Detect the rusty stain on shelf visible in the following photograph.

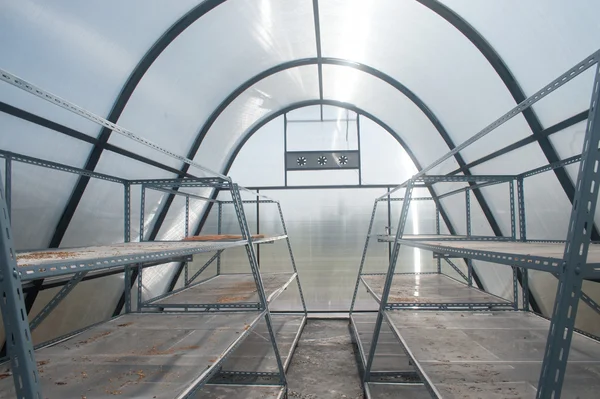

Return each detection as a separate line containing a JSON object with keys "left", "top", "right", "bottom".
{"left": 144, "top": 344, "right": 200, "bottom": 356}
{"left": 78, "top": 330, "right": 112, "bottom": 345}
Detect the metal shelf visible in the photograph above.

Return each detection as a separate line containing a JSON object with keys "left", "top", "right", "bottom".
{"left": 384, "top": 311, "right": 600, "bottom": 399}
{"left": 16, "top": 235, "right": 287, "bottom": 280}
{"left": 360, "top": 274, "right": 513, "bottom": 310}
{"left": 375, "top": 234, "right": 513, "bottom": 242}
{"left": 350, "top": 313, "right": 414, "bottom": 374}
{"left": 365, "top": 382, "right": 431, "bottom": 399}
{"left": 147, "top": 273, "right": 297, "bottom": 309}
{"left": 219, "top": 314, "right": 306, "bottom": 374}
{"left": 395, "top": 237, "right": 600, "bottom": 277}
{"left": 197, "top": 384, "right": 285, "bottom": 398}
{"left": 0, "top": 312, "right": 267, "bottom": 399}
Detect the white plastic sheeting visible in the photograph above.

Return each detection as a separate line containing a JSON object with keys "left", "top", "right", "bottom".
{"left": 0, "top": 0, "right": 598, "bottom": 336}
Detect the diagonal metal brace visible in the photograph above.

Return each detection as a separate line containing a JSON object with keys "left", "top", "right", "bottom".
{"left": 581, "top": 291, "right": 600, "bottom": 316}
{"left": 444, "top": 258, "right": 468, "bottom": 282}
{"left": 188, "top": 250, "right": 223, "bottom": 285}
{"left": 30, "top": 272, "right": 87, "bottom": 331}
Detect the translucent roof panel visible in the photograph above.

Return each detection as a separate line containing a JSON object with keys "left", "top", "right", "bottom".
{"left": 0, "top": 0, "right": 201, "bottom": 137}
{"left": 321, "top": 64, "right": 458, "bottom": 172}
{"left": 442, "top": 0, "right": 600, "bottom": 128}
{"left": 108, "top": 0, "right": 315, "bottom": 172}
{"left": 319, "top": 0, "right": 529, "bottom": 152}
{"left": 194, "top": 65, "right": 319, "bottom": 174}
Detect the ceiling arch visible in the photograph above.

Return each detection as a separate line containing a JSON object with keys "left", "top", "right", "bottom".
{"left": 51, "top": 0, "right": 585, "bottom": 250}
{"left": 165, "top": 99, "right": 491, "bottom": 295}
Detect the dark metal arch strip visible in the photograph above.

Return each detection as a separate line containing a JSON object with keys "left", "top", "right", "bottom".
{"left": 164, "top": 99, "right": 487, "bottom": 294}
{"left": 147, "top": 57, "right": 504, "bottom": 256}
{"left": 48, "top": 0, "right": 227, "bottom": 249}
{"left": 416, "top": 0, "right": 598, "bottom": 239}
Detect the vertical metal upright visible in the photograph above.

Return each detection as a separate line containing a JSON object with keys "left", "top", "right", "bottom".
{"left": 517, "top": 177, "right": 529, "bottom": 311}
{"left": 230, "top": 183, "right": 287, "bottom": 385}
{"left": 465, "top": 189, "right": 473, "bottom": 286}
{"left": 387, "top": 188, "right": 392, "bottom": 261}
{"left": 537, "top": 65, "right": 600, "bottom": 399}
{"left": 217, "top": 202, "right": 222, "bottom": 276}
{"left": 5, "top": 156, "right": 11, "bottom": 220}
{"left": 124, "top": 182, "right": 131, "bottom": 313}
{"left": 276, "top": 202, "right": 307, "bottom": 313}
{"left": 184, "top": 195, "right": 190, "bottom": 285}
{"left": 0, "top": 179, "right": 42, "bottom": 398}
{"left": 364, "top": 181, "right": 414, "bottom": 381}
{"left": 509, "top": 180, "right": 519, "bottom": 309}
{"left": 435, "top": 204, "right": 441, "bottom": 274}
{"left": 350, "top": 200, "right": 379, "bottom": 313}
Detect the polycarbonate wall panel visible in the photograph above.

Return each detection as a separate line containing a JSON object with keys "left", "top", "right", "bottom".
{"left": 0, "top": 112, "right": 93, "bottom": 164}
{"left": 194, "top": 65, "right": 319, "bottom": 174}
{"left": 321, "top": 64, "right": 455, "bottom": 171}
{"left": 359, "top": 117, "right": 418, "bottom": 185}
{"left": 8, "top": 164, "right": 80, "bottom": 250}
{"left": 287, "top": 119, "right": 358, "bottom": 151}
{"left": 287, "top": 170, "right": 358, "bottom": 186}
{"left": 249, "top": 188, "right": 382, "bottom": 311}
{"left": 29, "top": 274, "right": 124, "bottom": 345}
{"left": 442, "top": 0, "right": 600, "bottom": 128}
{"left": 227, "top": 116, "right": 285, "bottom": 187}
{"left": 0, "top": 0, "right": 200, "bottom": 137}
{"left": 319, "top": 0, "right": 526, "bottom": 151}
{"left": 108, "top": 0, "right": 315, "bottom": 172}
{"left": 549, "top": 120, "right": 587, "bottom": 160}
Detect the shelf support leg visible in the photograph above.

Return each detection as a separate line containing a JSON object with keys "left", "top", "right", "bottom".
{"left": 0, "top": 178, "right": 42, "bottom": 398}
{"left": 435, "top": 204, "right": 441, "bottom": 274}
{"left": 364, "top": 181, "right": 414, "bottom": 382}
{"left": 350, "top": 200, "right": 379, "bottom": 314}
{"left": 124, "top": 266, "right": 132, "bottom": 314}
{"left": 465, "top": 190, "right": 473, "bottom": 286}
{"left": 517, "top": 177, "right": 530, "bottom": 311}
{"left": 124, "top": 182, "right": 130, "bottom": 243}
{"left": 139, "top": 185, "right": 146, "bottom": 242}
{"left": 510, "top": 180, "right": 516, "bottom": 240}
{"left": 5, "top": 156, "right": 11, "bottom": 221}
{"left": 277, "top": 202, "right": 307, "bottom": 314}
{"left": 137, "top": 263, "right": 143, "bottom": 312}
{"left": 217, "top": 202, "right": 222, "bottom": 276}
{"left": 230, "top": 184, "right": 287, "bottom": 386}
{"left": 185, "top": 195, "right": 189, "bottom": 238}
{"left": 537, "top": 64, "right": 600, "bottom": 399}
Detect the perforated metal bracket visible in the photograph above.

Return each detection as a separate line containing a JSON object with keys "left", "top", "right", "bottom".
{"left": 0, "top": 180, "right": 42, "bottom": 398}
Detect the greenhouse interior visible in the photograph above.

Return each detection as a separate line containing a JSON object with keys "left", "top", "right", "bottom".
{"left": 1, "top": 1, "right": 600, "bottom": 398}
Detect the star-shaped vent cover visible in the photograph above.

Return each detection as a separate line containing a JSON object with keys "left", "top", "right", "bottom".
{"left": 317, "top": 156, "right": 328, "bottom": 166}
{"left": 338, "top": 155, "right": 349, "bottom": 165}
{"left": 297, "top": 156, "right": 307, "bottom": 166}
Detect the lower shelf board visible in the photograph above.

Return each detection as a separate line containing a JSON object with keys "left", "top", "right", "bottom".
{"left": 384, "top": 311, "right": 600, "bottom": 398}
{"left": 219, "top": 314, "right": 306, "bottom": 374}
{"left": 0, "top": 312, "right": 264, "bottom": 399}
{"left": 148, "top": 273, "right": 296, "bottom": 308}
{"left": 351, "top": 313, "right": 414, "bottom": 374}
{"left": 197, "top": 384, "right": 285, "bottom": 399}
{"left": 365, "top": 382, "right": 431, "bottom": 399}
{"left": 361, "top": 273, "right": 511, "bottom": 308}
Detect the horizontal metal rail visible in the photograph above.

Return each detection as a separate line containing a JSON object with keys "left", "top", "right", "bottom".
{"left": 383, "top": 50, "right": 600, "bottom": 198}
{"left": 0, "top": 149, "right": 126, "bottom": 184}
{"left": 145, "top": 185, "right": 219, "bottom": 203}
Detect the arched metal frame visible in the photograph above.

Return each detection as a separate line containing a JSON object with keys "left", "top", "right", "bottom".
{"left": 165, "top": 99, "right": 488, "bottom": 295}
{"left": 26, "top": 0, "right": 565, "bottom": 313}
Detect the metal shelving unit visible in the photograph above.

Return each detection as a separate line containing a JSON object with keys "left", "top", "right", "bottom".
{"left": 0, "top": 70, "right": 306, "bottom": 398}
{"left": 351, "top": 49, "right": 600, "bottom": 399}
